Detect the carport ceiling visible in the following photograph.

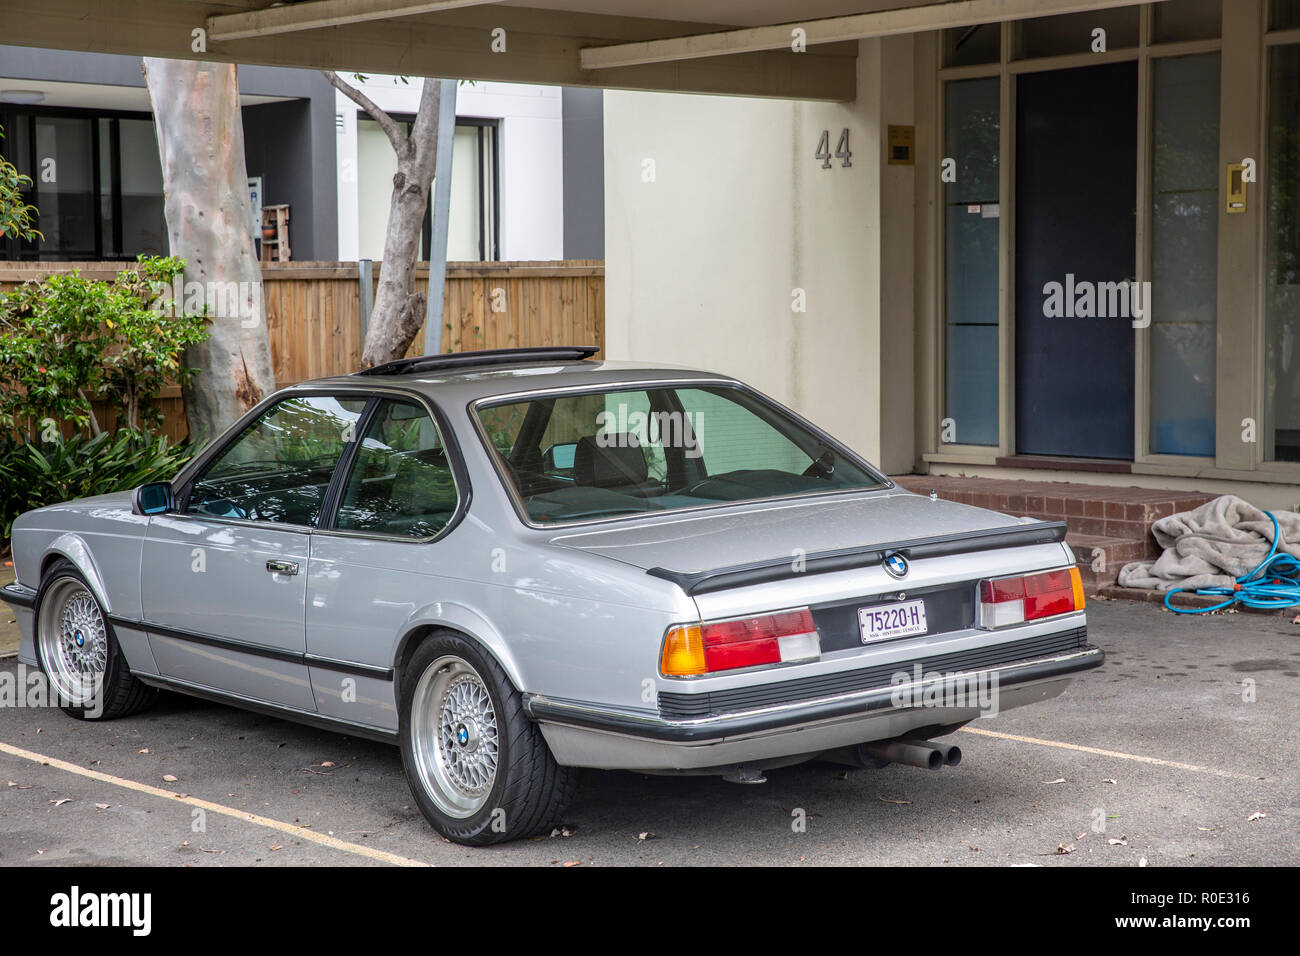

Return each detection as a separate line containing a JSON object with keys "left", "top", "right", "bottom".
{"left": 2, "top": 0, "right": 1158, "bottom": 101}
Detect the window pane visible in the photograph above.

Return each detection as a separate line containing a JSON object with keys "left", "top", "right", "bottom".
{"left": 943, "top": 23, "right": 999, "bottom": 67}
{"left": 357, "top": 115, "right": 495, "bottom": 262}
{"left": 356, "top": 118, "right": 399, "bottom": 261}
{"left": 447, "top": 124, "right": 483, "bottom": 261}
{"left": 478, "top": 386, "right": 886, "bottom": 525}
{"left": 1266, "top": 45, "right": 1300, "bottom": 460}
{"left": 944, "top": 77, "right": 1000, "bottom": 446}
{"left": 1017, "top": 8, "right": 1139, "bottom": 59}
{"left": 98, "top": 118, "right": 116, "bottom": 258}
{"left": 0, "top": 117, "right": 36, "bottom": 258}
{"left": 1150, "top": 54, "right": 1219, "bottom": 456}
{"left": 188, "top": 396, "right": 369, "bottom": 525}
{"left": 117, "top": 118, "right": 167, "bottom": 256}
{"left": 336, "top": 400, "right": 458, "bottom": 538}
{"left": 1154, "top": 0, "right": 1221, "bottom": 42}
{"left": 1272, "top": 0, "right": 1300, "bottom": 31}
{"left": 34, "top": 116, "right": 97, "bottom": 259}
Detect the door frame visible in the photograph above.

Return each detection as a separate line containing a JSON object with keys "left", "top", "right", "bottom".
{"left": 923, "top": 8, "right": 1227, "bottom": 471}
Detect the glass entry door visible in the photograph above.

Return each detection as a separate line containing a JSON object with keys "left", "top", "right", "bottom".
{"left": 1014, "top": 62, "right": 1138, "bottom": 459}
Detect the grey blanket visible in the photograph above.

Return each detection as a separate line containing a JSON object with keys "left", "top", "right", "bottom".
{"left": 1118, "top": 495, "right": 1300, "bottom": 592}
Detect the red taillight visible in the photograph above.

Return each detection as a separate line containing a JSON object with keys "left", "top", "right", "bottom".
{"left": 661, "top": 608, "right": 820, "bottom": 676}
{"left": 979, "top": 567, "right": 1084, "bottom": 628}
{"left": 1024, "top": 569, "right": 1076, "bottom": 620}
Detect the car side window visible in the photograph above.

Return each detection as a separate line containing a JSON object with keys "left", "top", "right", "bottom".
{"left": 334, "top": 400, "right": 459, "bottom": 539}
{"left": 186, "top": 395, "right": 369, "bottom": 526}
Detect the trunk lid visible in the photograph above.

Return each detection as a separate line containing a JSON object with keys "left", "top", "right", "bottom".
{"left": 548, "top": 489, "right": 1029, "bottom": 578}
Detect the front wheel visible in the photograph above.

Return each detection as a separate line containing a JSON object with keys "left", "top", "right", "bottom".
{"left": 35, "top": 560, "right": 157, "bottom": 720}
{"left": 399, "top": 634, "right": 578, "bottom": 845}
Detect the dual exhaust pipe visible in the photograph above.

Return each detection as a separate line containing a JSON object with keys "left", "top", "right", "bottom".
{"left": 864, "top": 739, "right": 962, "bottom": 770}
{"left": 828, "top": 738, "right": 962, "bottom": 771}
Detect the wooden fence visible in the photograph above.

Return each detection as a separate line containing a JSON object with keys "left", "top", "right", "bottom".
{"left": 0, "top": 260, "right": 605, "bottom": 442}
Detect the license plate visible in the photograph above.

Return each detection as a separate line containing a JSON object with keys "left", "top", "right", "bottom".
{"left": 858, "top": 599, "right": 928, "bottom": 644}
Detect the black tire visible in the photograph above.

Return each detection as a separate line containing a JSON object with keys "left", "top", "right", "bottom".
{"left": 34, "top": 559, "right": 157, "bottom": 721}
{"left": 399, "top": 632, "right": 578, "bottom": 845}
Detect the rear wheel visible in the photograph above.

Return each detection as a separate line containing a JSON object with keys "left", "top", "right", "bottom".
{"left": 399, "top": 633, "right": 578, "bottom": 845}
{"left": 35, "top": 560, "right": 157, "bottom": 720}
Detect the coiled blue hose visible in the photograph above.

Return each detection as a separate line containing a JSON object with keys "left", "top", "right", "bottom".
{"left": 1165, "top": 510, "right": 1300, "bottom": 614}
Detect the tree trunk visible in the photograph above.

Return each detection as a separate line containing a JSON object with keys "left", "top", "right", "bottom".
{"left": 143, "top": 58, "right": 274, "bottom": 444}
{"left": 324, "top": 72, "right": 442, "bottom": 369}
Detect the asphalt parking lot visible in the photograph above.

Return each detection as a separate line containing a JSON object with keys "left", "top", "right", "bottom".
{"left": 1, "top": 598, "right": 1296, "bottom": 867}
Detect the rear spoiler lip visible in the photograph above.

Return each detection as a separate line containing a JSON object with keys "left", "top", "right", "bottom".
{"left": 645, "top": 520, "right": 1069, "bottom": 595}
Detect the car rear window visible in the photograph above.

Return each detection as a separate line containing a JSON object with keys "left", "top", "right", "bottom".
{"left": 475, "top": 385, "right": 887, "bottom": 524}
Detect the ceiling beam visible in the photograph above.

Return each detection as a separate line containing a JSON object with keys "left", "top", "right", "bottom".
{"left": 580, "top": 0, "right": 1164, "bottom": 70}
{"left": 208, "top": 0, "right": 498, "bottom": 43}
{"left": 2, "top": 0, "right": 856, "bottom": 101}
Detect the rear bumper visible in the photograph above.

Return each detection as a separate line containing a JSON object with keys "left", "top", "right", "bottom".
{"left": 527, "top": 642, "right": 1103, "bottom": 771}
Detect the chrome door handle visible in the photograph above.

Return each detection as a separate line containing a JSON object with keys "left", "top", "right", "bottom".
{"left": 266, "top": 560, "right": 299, "bottom": 575}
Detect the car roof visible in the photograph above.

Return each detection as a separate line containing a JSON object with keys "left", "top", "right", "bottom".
{"left": 293, "top": 351, "right": 739, "bottom": 405}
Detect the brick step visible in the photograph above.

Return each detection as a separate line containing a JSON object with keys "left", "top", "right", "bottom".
{"left": 893, "top": 475, "right": 1215, "bottom": 560}
{"left": 1066, "top": 532, "right": 1150, "bottom": 593}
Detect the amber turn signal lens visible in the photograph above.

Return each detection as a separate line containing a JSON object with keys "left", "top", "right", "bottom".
{"left": 1069, "top": 566, "right": 1086, "bottom": 612}
{"left": 660, "top": 624, "right": 707, "bottom": 676}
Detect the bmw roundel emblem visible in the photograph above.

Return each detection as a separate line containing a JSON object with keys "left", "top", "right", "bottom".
{"left": 883, "top": 552, "right": 909, "bottom": 579}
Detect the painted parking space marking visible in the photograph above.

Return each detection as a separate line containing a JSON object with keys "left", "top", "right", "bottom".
{"left": 0, "top": 740, "right": 431, "bottom": 867}
{"left": 959, "top": 727, "right": 1262, "bottom": 781}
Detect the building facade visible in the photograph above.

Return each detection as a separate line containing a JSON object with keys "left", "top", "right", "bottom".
{"left": 0, "top": 48, "right": 604, "bottom": 264}
{"left": 603, "top": 0, "right": 1300, "bottom": 509}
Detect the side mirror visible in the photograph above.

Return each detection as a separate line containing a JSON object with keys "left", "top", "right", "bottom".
{"left": 543, "top": 442, "right": 578, "bottom": 472}
{"left": 133, "top": 482, "right": 176, "bottom": 516}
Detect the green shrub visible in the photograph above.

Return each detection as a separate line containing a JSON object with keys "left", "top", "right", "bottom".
{"left": 0, "top": 432, "right": 193, "bottom": 538}
{"left": 0, "top": 255, "right": 209, "bottom": 437}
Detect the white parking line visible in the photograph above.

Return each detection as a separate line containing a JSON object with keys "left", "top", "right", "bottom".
{"left": 0, "top": 740, "right": 431, "bottom": 866}
{"left": 959, "top": 727, "right": 1262, "bottom": 781}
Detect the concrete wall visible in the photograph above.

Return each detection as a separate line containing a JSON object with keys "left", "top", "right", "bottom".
{"left": 603, "top": 37, "right": 915, "bottom": 471}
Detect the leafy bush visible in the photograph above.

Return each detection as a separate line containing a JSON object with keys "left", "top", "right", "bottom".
{"left": 0, "top": 432, "right": 193, "bottom": 538}
{"left": 0, "top": 256, "right": 210, "bottom": 543}
{"left": 0, "top": 255, "right": 209, "bottom": 437}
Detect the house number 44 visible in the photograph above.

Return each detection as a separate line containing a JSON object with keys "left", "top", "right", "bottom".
{"left": 816, "top": 128, "right": 852, "bottom": 169}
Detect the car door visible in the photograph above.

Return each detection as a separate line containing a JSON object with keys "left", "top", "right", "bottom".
{"left": 140, "top": 393, "right": 370, "bottom": 710}
{"left": 305, "top": 397, "right": 466, "bottom": 730}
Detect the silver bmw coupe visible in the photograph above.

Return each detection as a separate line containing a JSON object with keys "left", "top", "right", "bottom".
{"left": 1, "top": 347, "right": 1101, "bottom": 844}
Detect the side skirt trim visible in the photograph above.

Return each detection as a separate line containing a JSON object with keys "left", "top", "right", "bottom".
{"left": 137, "top": 673, "right": 399, "bottom": 744}
{"left": 107, "top": 615, "right": 395, "bottom": 681}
